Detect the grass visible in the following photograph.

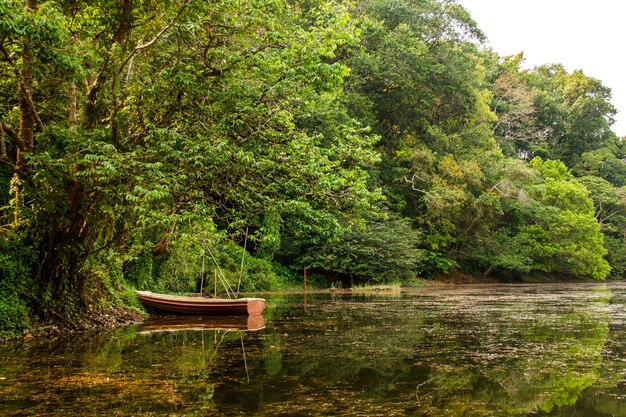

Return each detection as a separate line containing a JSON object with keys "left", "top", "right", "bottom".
{"left": 350, "top": 283, "right": 403, "bottom": 294}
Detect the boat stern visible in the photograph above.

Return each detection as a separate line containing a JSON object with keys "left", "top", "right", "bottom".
{"left": 246, "top": 298, "right": 266, "bottom": 315}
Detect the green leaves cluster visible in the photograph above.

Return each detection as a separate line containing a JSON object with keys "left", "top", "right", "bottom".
{"left": 480, "top": 159, "right": 609, "bottom": 279}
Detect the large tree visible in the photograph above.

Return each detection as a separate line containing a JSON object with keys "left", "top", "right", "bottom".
{"left": 0, "top": 0, "right": 381, "bottom": 324}
{"left": 528, "top": 64, "right": 616, "bottom": 166}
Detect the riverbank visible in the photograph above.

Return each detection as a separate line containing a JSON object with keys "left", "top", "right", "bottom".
{"left": 2, "top": 271, "right": 612, "bottom": 342}
{"left": 1, "top": 305, "right": 144, "bottom": 343}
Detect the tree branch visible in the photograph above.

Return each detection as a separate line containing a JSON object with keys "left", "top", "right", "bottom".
{"left": 404, "top": 172, "right": 431, "bottom": 195}
{"left": 0, "top": 124, "right": 19, "bottom": 172}
{"left": 599, "top": 208, "right": 624, "bottom": 224}
{"left": 0, "top": 125, "right": 5, "bottom": 160}
{"left": 118, "top": 0, "right": 192, "bottom": 74}
{"left": 488, "top": 179, "right": 515, "bottom": 198}
{"left": 0, "top": 154, "right": 17, "bottom": 171}
{"left": 0, "top": 121, "right": 22, "bottom": 150}
{"left": 0, "top": 43, "right": 44, "bottom": 133}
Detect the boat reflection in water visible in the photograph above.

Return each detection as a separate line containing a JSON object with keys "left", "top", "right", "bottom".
{"left": 138, "top": 315, "right": 266, "bottom": 334}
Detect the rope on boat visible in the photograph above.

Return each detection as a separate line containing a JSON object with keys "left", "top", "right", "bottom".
{"left": 206, "top": 246, "right": 235, "bottom": 299}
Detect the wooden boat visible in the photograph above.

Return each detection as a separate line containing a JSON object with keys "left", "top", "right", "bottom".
{"left": 135, "top": 291, "right": 265, "bottom": 316}
{"left": 138, "top": 315, "right": 265, "bottom": 334}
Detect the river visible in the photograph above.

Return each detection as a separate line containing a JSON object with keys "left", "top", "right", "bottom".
{"left": 1, "top": 283, "right": 626, "bottom": 416}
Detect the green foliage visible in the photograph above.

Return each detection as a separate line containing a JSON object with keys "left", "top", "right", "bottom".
{"left": 417, "top": 251, "right": 458, "bottom": 277}
{"left": 152, "top": 237, "right": 291, "bottom": 294}
{"left": 0, "top": 0, "right": 623, "bottom": 332}
{"left": 292, "top": 216, "right": 423, "bottom": 284}
{"left": 125, "top": 217, "right": 298, "bottom": 295}
{"left": 124, "top": 248, "right": 154, "bottom": 291}
{"left": 527, "top": 65, "right": 616, "bottom": 166}
{"left": 576, "top": 175, "right": 626, "bottom": 279}
{"left": 603, "top": 236, "right": 626, "bottom": 279}
{"left": 346, "top": 0, "right": 488, "bottom": 150}
{"left": 0, "top": 0, "right": 385, "bottom": 328}
{"left": 0, "top": 234, "right": 31, "bottom": 335}
{"left": 485, "top": 159, "right": 610, "bottom": 280}
{"left": 487, "top": 56, "right": 618, "bottom": 168}
{"left": 574, "top": 146, "right": 626, "bottom": 187}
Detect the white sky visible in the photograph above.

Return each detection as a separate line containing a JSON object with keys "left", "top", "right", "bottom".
{"left": 457, "top": 0, "right": 626, "bottom": 137}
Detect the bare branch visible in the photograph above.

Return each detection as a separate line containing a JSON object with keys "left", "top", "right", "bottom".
{"left": 69, "top": 81, "right": 77, "bottom": 126}
{"left": 599, "top": 209, "right": 624, "bottom": 224}
{"left": 488, "top": 179, "right": 517, "bottom": 198}
{"left": 404, "top": 172, "right": 431, "bottom": 195}
{"left": 134, "top": 23, "right": 171, "bottom": 52}
{"left": 119, "top": 0, "right": 192, "bottom": 74}
{"left": 0, "top": 121, "right": 21, "bottom": 149}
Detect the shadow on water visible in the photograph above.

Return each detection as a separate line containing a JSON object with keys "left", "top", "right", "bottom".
{"left": 1, "top": 283, "right": 626, "bottom": 416}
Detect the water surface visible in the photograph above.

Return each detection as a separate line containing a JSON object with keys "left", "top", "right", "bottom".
{"left": 2, "top": 283, "right": 626, "bottom": 416}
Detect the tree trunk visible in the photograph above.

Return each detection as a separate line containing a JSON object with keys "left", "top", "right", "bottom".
{"left": 483, "top": 266, "right": 494, "bottom": 278}
{"left": 114, "top": 0, "right": 133, "bottom": 43}
{"left": 18, "top": 19, "right": 35, "bottom": 154}
{"left": 14, "top": 0, "right": 38, "bottom": 226}
{"left": 83, "top": 0, "right": 133, "bottom": 130}
{"left": 69, "top": 81, "right": 77, "bottom": 126}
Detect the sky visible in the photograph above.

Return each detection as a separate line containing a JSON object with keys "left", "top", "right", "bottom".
{"left": 457, "top": 0, "right": 626, "bottom": 137}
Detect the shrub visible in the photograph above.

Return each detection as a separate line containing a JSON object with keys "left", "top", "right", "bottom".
{"left": 0, "top": 235, "right": 31, "bottom": 335}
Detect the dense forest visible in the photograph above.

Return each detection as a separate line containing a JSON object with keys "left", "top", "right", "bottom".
{"left": 1, "top": 0, "right": 624, "bottom": 333}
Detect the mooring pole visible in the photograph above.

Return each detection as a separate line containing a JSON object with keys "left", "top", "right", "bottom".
{"left": 303, "top": 267, "right": 307, "bottom": 311}
{"left": 200, "top": 251, "right": 205, "bottom": 296}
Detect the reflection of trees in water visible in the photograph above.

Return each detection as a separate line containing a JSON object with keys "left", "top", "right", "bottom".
{"left": 409, "top": 312, "right": 608, "bottom": 416}
{"left": 0, "top": 325, "right": 258, "bottom": 416}
{"left": 538, "top": 288, "right": 626, "bottom": 416}
{"left": 410, "top": 293, "right": 612, "bottom": 416}
{"left": 222, "top": 288, "right": 616, "bottom": 416}
{"left": 1, "top": 287, "right": 626, "bottom": 417}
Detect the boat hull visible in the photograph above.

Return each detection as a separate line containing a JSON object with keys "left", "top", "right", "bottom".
{"left": 135, "top": 291, "right": 265, "bottom": 316}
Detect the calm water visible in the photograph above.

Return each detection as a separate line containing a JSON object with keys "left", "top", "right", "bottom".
{"left": 2, "top": 283, "right": 626, "bottom": 416}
